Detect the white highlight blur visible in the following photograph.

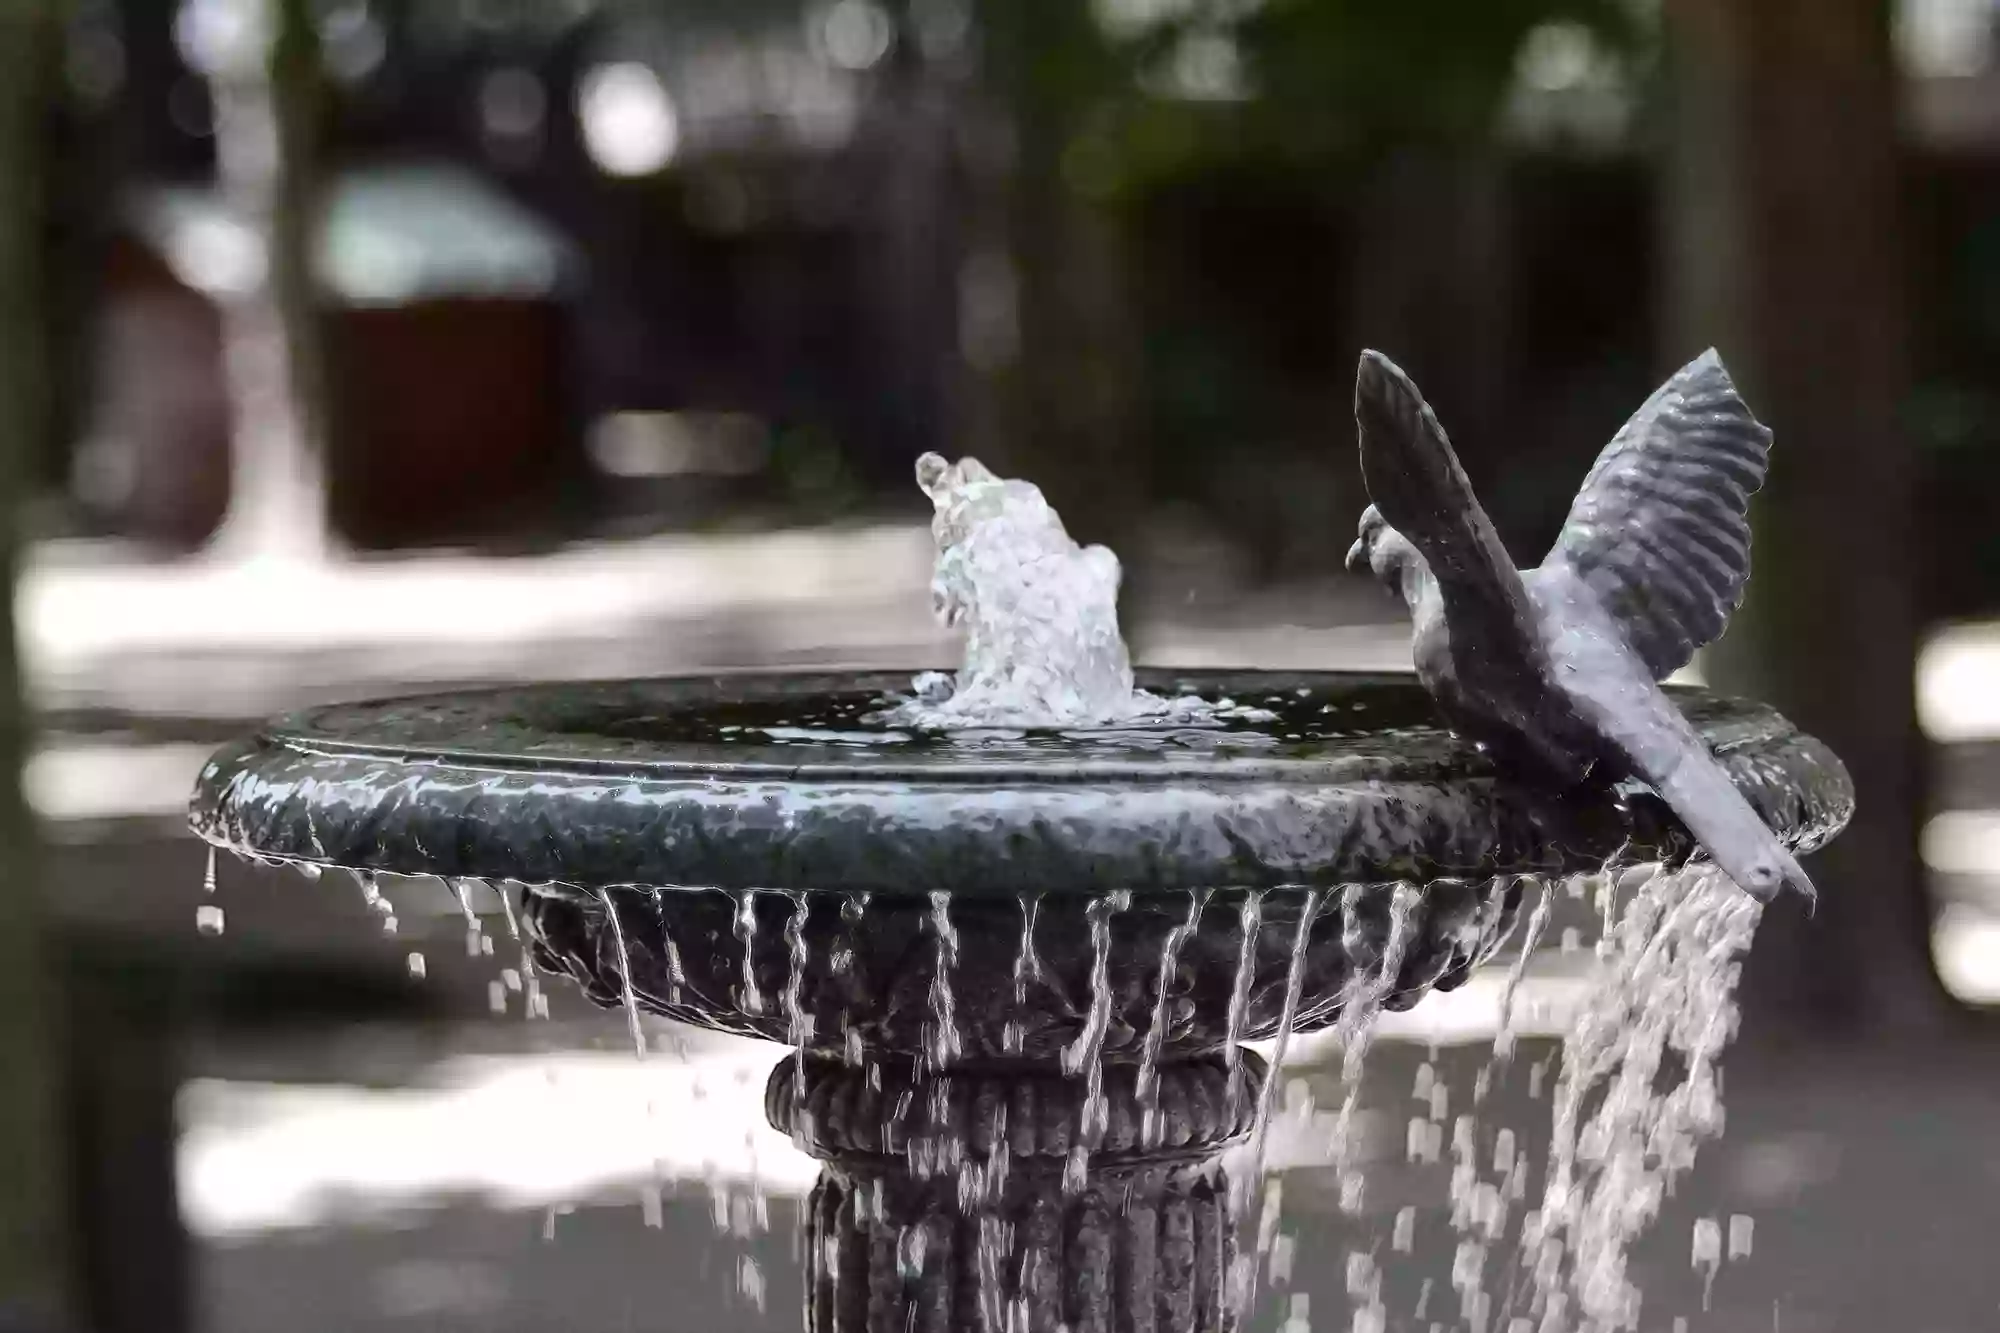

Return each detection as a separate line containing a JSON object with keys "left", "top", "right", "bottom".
{"left": 1920, "top": 621, "right": 2000, "bottom": 741}
{"left": 1933, "top": 902, "right": 2000, "bottom": 1003}
{"left": 178, "top": 1043, "right": 816, "bottom": 1238}
{"left": 578, "top": 63, "right": 680, "bottom": 176}
{"left": 26, "top": 742, "right": 217, "bottom": 822}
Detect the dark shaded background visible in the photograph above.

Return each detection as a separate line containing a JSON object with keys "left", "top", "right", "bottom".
{"left": 1, "top": 0, "right": 1998, "bottom": 1329}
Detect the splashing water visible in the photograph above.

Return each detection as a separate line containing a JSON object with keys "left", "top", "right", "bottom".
{"left": 1522, "top": 862, "right": 1760, "bottom": 1330}
{"left": 882, "top": 454, "right": 1267, "bottom": 728}
{"left": 887, "top": 453, "right": 1134, "bottom": 726}
{"left": 1327, "top": 882, "right": 1422, "bottom": 1207}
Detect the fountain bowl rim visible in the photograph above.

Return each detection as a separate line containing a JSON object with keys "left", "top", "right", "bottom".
{"left": 187, "top": 667, "right": 1854, "bottom": 895}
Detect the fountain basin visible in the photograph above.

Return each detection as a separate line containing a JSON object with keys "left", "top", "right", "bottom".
{"left": 188, "top": 669, "right": 1850, "bottom": 1060}
{"left": 187, "top": 666, "right": 1852, "bottom": 1332}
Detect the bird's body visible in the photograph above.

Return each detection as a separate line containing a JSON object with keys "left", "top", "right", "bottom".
{"left": 1347, "top": 348, "right": 1813, "bottom": 904}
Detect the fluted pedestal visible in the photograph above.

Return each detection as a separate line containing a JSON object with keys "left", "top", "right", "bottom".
{"left": 768, "top": 1052, "right": 1266, "bottom": 1333}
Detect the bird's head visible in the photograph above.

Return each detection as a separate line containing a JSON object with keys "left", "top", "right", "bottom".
{"left": 1346, "top": 504, "right": 1422, "bottom": 602}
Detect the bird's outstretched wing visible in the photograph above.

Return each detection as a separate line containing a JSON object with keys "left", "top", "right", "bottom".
{"left": 1541, "top": 349, "right": 1772, "bottom": 681}
{"left": 1354, "top": 350, "right": 1538, "bottom": 661}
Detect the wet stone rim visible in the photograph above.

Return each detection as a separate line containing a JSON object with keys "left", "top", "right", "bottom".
{"left": 187, "top": 670, "right": 1853, "bottom": 895}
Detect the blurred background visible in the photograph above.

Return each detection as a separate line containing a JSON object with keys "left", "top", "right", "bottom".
{"left": 1, "top": 0, "right": 1998, "bottom": 1329}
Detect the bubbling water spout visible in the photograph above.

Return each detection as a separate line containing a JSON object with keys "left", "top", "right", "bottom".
{"left": 898, "top": 453, "right": 1134, "bottom": 726}
{"left": 882, "top": 454, "right": 1267, "bottom": 729}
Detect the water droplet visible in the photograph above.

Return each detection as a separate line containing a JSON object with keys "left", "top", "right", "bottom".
{"left": 406, "top": 952, "right": 426, "bottom": 981}
{"left": 1727, "top": 1213, "right": 1754, "bottom": 1260}
{"left": 600, "top": 888, "right": 647, "bottom": 1060}
{"left": 195, "top": 904, "right": 225, "bottom": 936}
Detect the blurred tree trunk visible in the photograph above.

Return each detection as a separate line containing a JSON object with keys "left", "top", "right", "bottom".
{"left": 0, "top": 1, "right": 72, "bottom": 1327}
{"left": 203, "top": 0, "right": 331, "bottom": 560}
{"left": 1343, "top": 148, "right": 1511, "bottom": 452}
{"left": 1663, "top": 0, "right": 1956, "bottom": 1035}
{"left": 976, "top": 0, "right": 1147, "bottom": 579}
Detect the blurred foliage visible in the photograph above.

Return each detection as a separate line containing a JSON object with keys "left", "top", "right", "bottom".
{"left": 1052, "top": 0, "right": 1650, "bottom": 201}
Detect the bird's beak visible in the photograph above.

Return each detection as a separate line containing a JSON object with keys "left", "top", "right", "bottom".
{"left": 1345, "top": 535, "right": 1369, "bottom": 575}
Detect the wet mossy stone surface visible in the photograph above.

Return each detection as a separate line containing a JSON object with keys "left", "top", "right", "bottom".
{"left": 189, "top": 669, "right": 1852, "bottom": 895}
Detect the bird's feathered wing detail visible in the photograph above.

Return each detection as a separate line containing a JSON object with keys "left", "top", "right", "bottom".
{"left": 1355, "top": 350, "right": 1538, "bottom": 663}
{"left": 1541, "top": 349, "right": 1771, "bottom": 681}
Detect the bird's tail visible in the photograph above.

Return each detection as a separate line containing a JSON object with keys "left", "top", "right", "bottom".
{"left": 1654, "top": 754, "right": 1815, "bottom": 907}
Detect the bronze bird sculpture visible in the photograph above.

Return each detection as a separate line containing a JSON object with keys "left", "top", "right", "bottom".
{"left": 1346, "top": 348, "right": 1813, "bottom": 904}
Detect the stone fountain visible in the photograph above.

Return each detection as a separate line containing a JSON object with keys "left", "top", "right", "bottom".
{"left": 187, "top": 354, "right": 1852, "bottom": 1332}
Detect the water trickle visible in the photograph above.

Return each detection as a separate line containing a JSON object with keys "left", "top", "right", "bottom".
{"left": 350, "top": 869, "right": 397, "bottom": 935}
{"left": 1138, "top": 888, "right": 1209, "bottom": 1146}
{"left": 736, "top": 1255, "right": 766, "bottom": 1314}
{"left": 448, "top": 876, "right": 484, "bottom": 958}
{"left": 523, "top": 948, "right": 548, "bottom": 1020}
{"left": 782, "top": 892, "right": 815, "bottom": 1118}
{"left": 1691, "top": 1216, "right": 1723, "bottom": 1307}
{"left": 1727, "top": 1213, "right": 1754, "bottom": 1263}
{"left": 1061, "top": 888, "right": 1129, "bottom": 1193}
{"left": 925, "top": 890, "right": 962, "bottom": 1071}
{"left": 734, "top": 891, "right": 765, "bottom": 1016}
{"left": 1223, "top": 888, "right": 1267, "bottom": 1122}
{"left": 834, "top": 893, "right": 868, "bottom": 1063}
{"left": 1493, "top": 878, "right": 1555, "bottom": 1068}
{"left": 1393, "top": 1206, "right": 1417, "bottom": 1253}
{"left": 195, "top": 904, "right": 225, "bottom": 936}
{"left": 495, "top": 880, "right": 522, "bottom": 942}
{"left": 202, "top": 845, "right": 218, "bottom": 895}
{"left": 649, "top": 887, "right": 687, "bottom": 1008}
{"left": 1242, "top": 889, "right": 1325, "bottom": 1213}
{"left": 599, "top": 888, "right": 647, "bottom": 1060}
{"left": 1005, "top": 893, "right": 1047, "bottom": 1057}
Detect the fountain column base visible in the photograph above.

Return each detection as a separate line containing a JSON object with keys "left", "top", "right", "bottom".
{"left": 768, "top": 1053, "right": 1266, "bottom": 1333}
